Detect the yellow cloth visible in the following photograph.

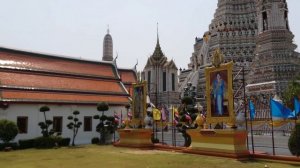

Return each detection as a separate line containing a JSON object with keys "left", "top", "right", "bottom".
{"left": 153, "top": 108, "right": 161, "bottom": 121}
{"left": 172, "top": 107, "right": 178, "bottom": 118}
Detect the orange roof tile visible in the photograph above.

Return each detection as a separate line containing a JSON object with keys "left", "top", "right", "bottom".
{"left": 2, "top": 90, "right": 129, "bottom": 105}
{"left": 0, "top": 71, "right": 124, "bottom": 93}
{"left": 0, "top": 47, "right": 130, "bottom": 105}
{"left": 118, "top": 69, "right": 137, "bottom": 84}
{"left": 0, "top": 48, "right": 117, "bottom": 78}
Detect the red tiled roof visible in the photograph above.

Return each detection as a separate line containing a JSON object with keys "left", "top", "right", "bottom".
{"left": 118, "top": 69, "right": 137, "bottom": 84}
{"left": 0, "top": 71, "right": 124, "bottom": 93}
{"left": 0, "top": 48, "right": 117, "bottom": 78}
{"left": 0, "top": 47, "right": 130, "bottom": 105}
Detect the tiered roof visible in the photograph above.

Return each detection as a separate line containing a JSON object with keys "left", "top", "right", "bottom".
{"left": 0, "top": 47, "right": 130, "bottom": 105}
{"left": 144, "top": 39, "right": 177, "bottom": 70}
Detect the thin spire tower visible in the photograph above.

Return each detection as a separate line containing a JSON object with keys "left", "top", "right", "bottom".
{"left": 102, "top": 25, "right": 113, "bottom": 61}
{"left": 156, "top": 22, "right": 159, "bottom": 44}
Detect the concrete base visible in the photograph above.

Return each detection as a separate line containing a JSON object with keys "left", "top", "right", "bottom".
{"left": 114, "top": 129, "right": 153, "bottom": 149}
{"left": 184, "top": 129, "right": 250, "bottom": 158}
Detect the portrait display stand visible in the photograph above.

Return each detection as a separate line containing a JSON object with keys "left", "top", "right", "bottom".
{"left": 186, "top": 49, "right": 249, "bottom": 158}
{"left": 205, "top": 61, "right": 235, "bottom": 125}
{"left": 114, "top": 81, "right": 153, "bottom": 148}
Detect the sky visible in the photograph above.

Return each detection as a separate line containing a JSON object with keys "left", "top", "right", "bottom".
{"left": 0, "top": 0, "right": 299, "bottom": 71}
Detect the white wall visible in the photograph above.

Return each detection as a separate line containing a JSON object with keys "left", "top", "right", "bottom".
{"left": 0, "top": 103, "right": 125, "bottom": 144}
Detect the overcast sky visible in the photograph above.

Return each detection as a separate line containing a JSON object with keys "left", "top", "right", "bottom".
{"left": 0, "top": 0, "right": 299, "bottom": 71}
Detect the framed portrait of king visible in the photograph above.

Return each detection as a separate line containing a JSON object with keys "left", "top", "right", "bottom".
{"left": 205, "top": 62, "right": 235, "bottom": 124}
{"left": 132, "top": 82, "right": 147, "bottom": 123}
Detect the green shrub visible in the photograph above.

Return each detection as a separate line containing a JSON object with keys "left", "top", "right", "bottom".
{"left": 19, "top": 137, "right": 70, "bottom": 149}
{"left": 91, "top": 137, "right": 100, "bottom": 144}
{"left": 0, "top": 119, "right": 18, "bottom": 144}
{"left": 19, "top": 139, "right": 36, "bottom": 149}
{"left": 0, "top": 142, "right": 18, "bottom": 150}
{"left": 97, "top": 102, "right": 109, "bottom": 112}
{"left": 94, "top": 102, "right": 116, "bottom": 145}
{"left": 288, "top": 122, "right": 300, "bottom": 156}
{"left": 58, "top": 138, "right": 70, "bottom": 146}
{"left": 38, "top": 106, "right": 53, "bottom": 137}
{"left": 35, "top": 136, "right": 56, "bottom": 149}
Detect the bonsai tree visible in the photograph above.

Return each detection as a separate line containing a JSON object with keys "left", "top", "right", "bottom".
{"left": 67, "top": 110, "right": 82, "bottom": 146}
{"left": 288, "top": 121, "right": 300, "bottom": 156}
{"left": 0, "top": 119, "right": 18, "bottom": 144}
{"left": 94, "top": 102, "right": 109, "bottom": 144}
{"left": 38, "top": 105, "right": 54, "bottom": 137}
{"left": 175, "top": 96, "right": 198, "bottom": 147}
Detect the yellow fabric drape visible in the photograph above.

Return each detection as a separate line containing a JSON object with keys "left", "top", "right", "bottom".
{"left": 153, "top": 108, "right": 161, "bottom": 121}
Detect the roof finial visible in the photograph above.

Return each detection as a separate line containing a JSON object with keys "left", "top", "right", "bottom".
{"left": 156, "top": 22, "right": 159, "bottom": 44}
{"left": 114, "top": 51, "right": 118, "bottom": 61}
{"left": 113, "top": 51, "right": 118, "bottom": 66}
{"left": 107, "top": 24, "right": 110, "bottom": 34}
{"left": 134, "top": 59, "right": 138, "bottom": 70}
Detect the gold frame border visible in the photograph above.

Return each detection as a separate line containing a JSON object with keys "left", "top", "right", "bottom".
{"left": 132, "top": 81, "right": 147, "bottom": 125}
{"left": 205, "top": 62, "right": 235, "bottom": 124}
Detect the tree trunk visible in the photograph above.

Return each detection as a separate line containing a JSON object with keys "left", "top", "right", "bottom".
{"left": 43, "top": 112, "right": 49, "bottom": 137}
{"left": 72, "top": 126, "right": 76, "bottom": 146}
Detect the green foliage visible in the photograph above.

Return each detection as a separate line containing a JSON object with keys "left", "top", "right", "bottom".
{"left": 181, "top": 96, "right": 193, "bottom": 105}
{"left": 0, "top": 142, "right": 18, "bottom": 150}
{"left": 39, "top": 106, "right": 50, "bottom": 112}
{"left": 19, "top": 137, "right": 69, "bottom": 149}
{"left": 38, "top": 106, "right": 53, "bottom": 137}
{"left": 100, "top": 115, "right": 107, "bottom": 121}
{"left": 73, "top": 110, "right": 80, "bottom": 115}
{"left": 58, "top": 138, "right": 70, "bottom": 147}
{"left": 288, "top": 122, "right": 300, "bottom": 156}
{"left": 93, "top": 102, "right": 118, "bottom": 144}
{"left": 0, "top": 119, "right": 18, "bottom": 144}
{"left": 46, "top": 120, "right": 53, "bottom": 125}
{"left": 67, "top": 110, "right": 82, "bottom": 146}
{"left": 176, "top": 96, "right": 199, "bottom": 148}
{"left": 18, "top": 139, "right": 36, "bottom": 149}
{"left": 91, "top": 137, "right": 100, "bottom": 144}
{"left": 35, "top": 136, "right": 56, "bottom": 149}
{"left": 125, "top": 104, "right": 131, "bottom": 109}
{"left": 283, "top": 77, "right": 300, "bottom": 109}
{"left": 97, "top": 102, "right": 109, "bottom": 112}
{"left": 93, "top": 115, "right": 100, "bottom": 119}
{"left": 179, "top": 115, "right": 186, "bottom": 122}
{"left": 107, "top": 116, "right": 115, "bottom": 122}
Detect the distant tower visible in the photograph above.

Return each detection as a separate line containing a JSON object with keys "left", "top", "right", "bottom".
{"left": 247, "top": 0, "right": 300, "bottom": 96}
{"left": 102, "top": 27, "right": 113, "bottom": 61}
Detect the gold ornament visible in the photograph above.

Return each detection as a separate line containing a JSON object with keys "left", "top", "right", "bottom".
{"left": 212, "top": 48, "right": 224, "bottom": 67}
